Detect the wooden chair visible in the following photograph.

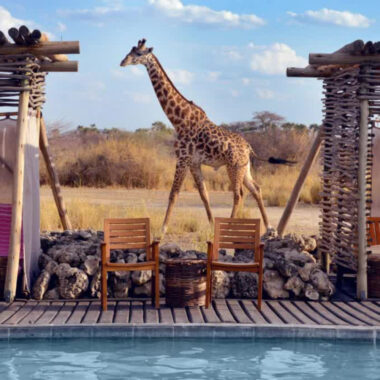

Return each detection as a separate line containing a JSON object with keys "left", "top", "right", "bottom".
{"left": 206, "top": 217, "right": 264, "bottom": 310}
{"left": 101, "top": 218, "right": 160, "bottom": 311}
{"left": 367, "top": 217, "right": 380, "bottom": 246}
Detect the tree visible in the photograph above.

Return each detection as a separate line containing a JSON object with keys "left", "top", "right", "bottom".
{"left": 252, "top": 111, "right": 285, "bottom": 131}
{"left": 151, "top": 121, "right": 172, "bottom": 134}
{"left": 281, "top": 122, "right": 308, "bottom": 133}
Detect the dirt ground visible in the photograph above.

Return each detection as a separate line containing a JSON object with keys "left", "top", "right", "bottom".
{"left": 41, "top": 187, "right": 320, "bottom": 249}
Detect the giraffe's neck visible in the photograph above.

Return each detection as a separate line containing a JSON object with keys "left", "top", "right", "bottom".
{"left": 145, "top": 55, "right": 208, "bottom": 131}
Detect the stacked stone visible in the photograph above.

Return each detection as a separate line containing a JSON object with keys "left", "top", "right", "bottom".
{"left": 33, "top": 230, "right": 334, "bottom": 301}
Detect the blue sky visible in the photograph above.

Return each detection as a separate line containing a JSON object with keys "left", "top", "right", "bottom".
{"left": 0, "top": 0, "right": 379, "bottom": 130}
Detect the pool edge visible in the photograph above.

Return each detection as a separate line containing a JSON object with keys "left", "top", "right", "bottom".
{"left": 0, "top": 324, "right": 378, "bottom": 341}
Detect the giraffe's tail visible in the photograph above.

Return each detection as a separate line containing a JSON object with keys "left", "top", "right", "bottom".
{"left": 250, "top": 147, "right": 297, "bottom": 166}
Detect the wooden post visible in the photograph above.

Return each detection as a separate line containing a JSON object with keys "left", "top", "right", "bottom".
{"left": 277, "top": 128, "right": 323, "bottom": 236}
{"left": 39, "top": 117, "right": 72, "bottom": 230}
{"left": 4, "top": 81, "right": 30, "bottom": 302}
{"left": 357, "top": 98, "right": 369, "bottom": 300}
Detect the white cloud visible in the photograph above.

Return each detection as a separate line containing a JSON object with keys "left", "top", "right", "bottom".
{"left": 207, "top": 71, "right": 221, "bottom": 82}
{"left": 167, "top": 69, "right": 194, "bottom": 85}
{"left": 230, "top": 89, "right": 239, "bottom": 97}
{"left": 221, "top": 47, "right": 242, "bottom": 61}
{"left": 0, "top": 6, "right": 55, "bottom": 40}
{"left": 130, "top": 66, "right": 145, "bottom": 76}
{"left": 127, "top": 92, "right": 152, "bottom": 104}
{"left": 256, "top": 88, "right": 274, "bottom": 99}
{"left": 148, "top": 0, "right": 265, "bottom": 29}
{"left": 288, "top": 8, "right": 372, "bottom": 28}
{"left": 242, "top": 78, "right": 252, "bottom": 86}
{"left": 0, "top": 6, "right": 30, "bottom": 31}
{"left": 250, "top": 43, "right": 307, "bottom": 75}
{"left": 57, "top": 22, "right": 67, "bottom": 32}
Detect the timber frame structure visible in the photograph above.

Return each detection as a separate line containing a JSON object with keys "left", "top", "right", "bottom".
{"left": 0, "top": 26, "right": 79, "bottom": 302}
{"left": 279, "top": 40, "right": 380, "bottom": 300}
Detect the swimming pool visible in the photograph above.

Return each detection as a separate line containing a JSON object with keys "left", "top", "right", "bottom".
{"left": 0, "top": 338, "right": 378, "bottom": 379}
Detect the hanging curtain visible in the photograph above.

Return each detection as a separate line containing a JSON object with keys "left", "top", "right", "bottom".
{"left": 0, "top": 111, "right": 40, "bottom": 293}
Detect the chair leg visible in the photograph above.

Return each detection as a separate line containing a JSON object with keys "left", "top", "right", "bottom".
{"left": 101, "top": 266, "right": 108, "bottom": 311}
{"left": 155, "top": 266, "right": 160, "bottom": 309}
{"left": 206, "top": 264, "right": 212, "bottom": 308}
{"left": 151, "top": 270, "right": 155, "bottom": 307}
{"left": 257, "top": 267, "right": 263, "bottom": 311}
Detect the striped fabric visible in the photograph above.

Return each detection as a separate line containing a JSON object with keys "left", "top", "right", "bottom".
{"left": 0, "top": 203, "right": 23, "bottom": 258}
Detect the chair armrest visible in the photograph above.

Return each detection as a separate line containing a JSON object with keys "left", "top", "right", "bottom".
{"left": 258, "top": 243, "right": 265, "bottom": 265}
{"left": 100, "top": 241, "right": 109, "bottom": 264}
{"left": 207, "top": 241, "right": 214, "bottom": 262}
{"left": 151, "top": 239, "right": 160, "bottom": 261}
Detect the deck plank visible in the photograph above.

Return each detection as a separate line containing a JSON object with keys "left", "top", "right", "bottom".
{"left": 292, "top": 301, "right": 333, "bottom": 325}
{"left": 240, "top": 300, "right": 268, "bottom": 324}
{"left": 19, "top": 301, "right": 50, "bottom": 325}
{"left": 279, "top": 301, "right": 317, "bottom": 325}
{"left": 349, "top": 302, "right": 380, "bottom": 322}
{"left": 213, "top": 299, "right": 236, "bottom": 323}
{"left": 0, "top": 301, "right": 25, "bottom": 324}
{"left": 51, "top": 302, "right": 76, "bottom": 325}
{"left": 173, "top": 307, "right": 189, "bottom": 323}
{"left": 307, "top": 302, "right": 349, "bottom": 326}
{"left": 145, "top": 303, "right": 159, "bottom": 324}
{"left": 0, "top": 302, "right": 8, "bottom": 313}
{"left": 227, "top": 300, "right": 251, "bottom": 324}
{"left": 187, "top": 307, "right": 204, "bottom": 323}
{"left": 333, "top": 302, "right": 378, "bottom": 326}
{"left": 82, "top": 301, "right": 101, "bottom": 324}
{"left": 5, "top": 301, "right": 37, "bottom": 325}
{"left": 321, "top": 302, "right": 365, "bottom": 326}
{"left": 200, "top": 305, "right": 220, "bottom": 323}
{"left": 114, "top": 301, "right": 130, "bottom": 323}
{"left": 66, "top": 302, "right": 89, "bottom": 325}
{"left": 361, "top": 301, "right": 380, "bottom": 315}
{"left": 36, "top": 302, "right": 63, "bottom": 325}
{"left": 159, "top": 301, "right": 174, "bottom": 324}
{"left": 267, "top": 301, "right": 301, "bottom": 324}
{"left": 98, "top": 301, "right": 115, "bottom": 324}
{"left": 130, "top": 301, "right": 144, "bottom": 324}
{"left": 255, "top": 301, "right": 285, "bottom": 324}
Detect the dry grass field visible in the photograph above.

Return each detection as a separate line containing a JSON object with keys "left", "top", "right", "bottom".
{"left": 40, "top": 187, "right": 320, "bottom": 251}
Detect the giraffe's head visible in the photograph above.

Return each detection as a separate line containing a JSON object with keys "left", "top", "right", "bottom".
{"left": 120, "top": 39, "right": 154, "bottom": 67}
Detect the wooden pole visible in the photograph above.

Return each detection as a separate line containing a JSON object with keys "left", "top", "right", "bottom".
{"left": 4, "top": 81, "right": 30, "bottom": 302}
{"left": 39, "top": 61, "right": 78, "bottom": 72}
{"left": 0, "top": 41, "right": 80, "bottom": 56}
{"left": 357, "top": 98, "right": 369, "bottom": 300}
{"left": 309, "top": 53, "right": 380, "bottom": 66}
{"left": 287, "top": 67, "right": 333, "bottom": 78}
{"left": 39, "top": 117, "right": 72, "bottom": 230}
{"left": 277, "top": 128, "right": 323, "bottom": 236}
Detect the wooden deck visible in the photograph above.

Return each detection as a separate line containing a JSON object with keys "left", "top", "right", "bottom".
{"left": 0, "top": 298, "right": 379, "bottom": 327}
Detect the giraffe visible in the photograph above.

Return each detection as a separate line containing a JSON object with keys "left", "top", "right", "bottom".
{"left": 121, "top": 39, "right": 294, "bottom": 235}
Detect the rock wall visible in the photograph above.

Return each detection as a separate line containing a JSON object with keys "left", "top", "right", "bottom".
{"left": 33, "top": 230, "right": 334, "bottom": 301}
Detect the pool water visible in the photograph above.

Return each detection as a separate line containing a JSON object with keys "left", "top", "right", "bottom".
{"left": 0, "top": 338, "right": 379, "bottom": 379}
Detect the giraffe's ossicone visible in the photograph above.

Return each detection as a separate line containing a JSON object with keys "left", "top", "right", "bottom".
{"left": 121, "top": 39, "right": 294, "bottom": 236}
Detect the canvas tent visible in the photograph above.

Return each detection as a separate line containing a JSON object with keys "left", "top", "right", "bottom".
{"left": 0, "top": 26, "right": 79, "bottom": 302}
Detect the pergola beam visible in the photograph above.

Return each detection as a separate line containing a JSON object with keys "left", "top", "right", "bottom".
{"left": 287, "top": 67, "right": 333, "bottom": 78}
{"left": 310, "top": 53, "right": 380, "bottom": 65}
{"left": 0, "top": 41, "right": 80, "bottom": 56}
{"left": 40, "top": 61, "right": 78, "bottom": 72}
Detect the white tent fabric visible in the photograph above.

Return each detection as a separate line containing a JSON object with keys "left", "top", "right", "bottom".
{"left": 0, "top": 111, "right": 40, "bottom": 293}
{"left": 372, "top": 126, "right": 380, "bottom": 216}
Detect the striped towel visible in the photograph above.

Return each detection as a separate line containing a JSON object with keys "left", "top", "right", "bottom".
{"left": 0, "top": 203, "right": 23, "bottom": 258}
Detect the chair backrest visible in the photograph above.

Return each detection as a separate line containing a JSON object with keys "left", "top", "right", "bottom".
{"left": 213, "top": 217, "right": 261, "bottom": 261}
{"left": 104, "top": 218, "right": 151, "bottom": 258}
{"left": 367, "top": 217, "right": 380, "bottom": 246}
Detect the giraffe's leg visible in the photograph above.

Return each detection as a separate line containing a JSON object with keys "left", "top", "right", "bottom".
{"left": 243, "top": 165, "right": 270, "bottom": 229}
{"left": 227, "top": 165, "right": 245, "bottom": 218}
{"left": 162, "top": 160, "right": 189, "bottom": 235}
{"left": 190, "top": 165, "right": 214, "bottom": 225}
